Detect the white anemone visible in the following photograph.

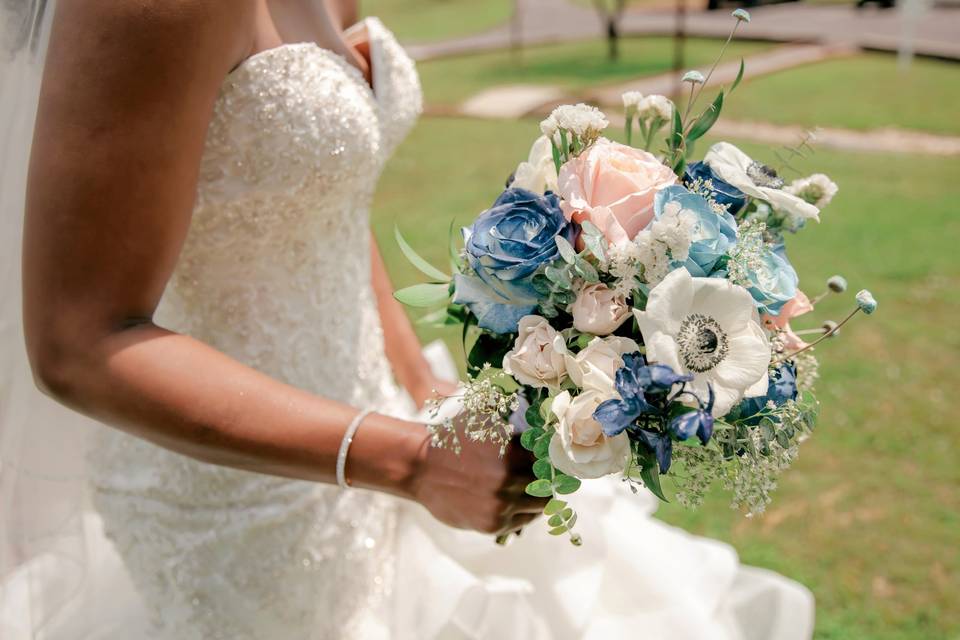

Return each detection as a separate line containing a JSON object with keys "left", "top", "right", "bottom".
{"left": 512, "top": 135, "right": 559, "bottom": 194}
{"left": 634, "top": 269, "right": 771, "bottom": 416}
{"left": 703, "top": 142, "right": 820, "bottom": 223}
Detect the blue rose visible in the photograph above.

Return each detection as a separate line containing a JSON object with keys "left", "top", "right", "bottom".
{"left": 653, "top": 185, "right": 738, "bottom": 278}
{"left": 729, "top": 363, "right": 798, "bottom": 425}
{"left": 746, "top": 242, "right": 798, "bottom": 316}
{"left": 453, "top": 188, "right": 577, "bottom": 334}
{"left": 683, "top": 161, "right": 748, "bottom": 215}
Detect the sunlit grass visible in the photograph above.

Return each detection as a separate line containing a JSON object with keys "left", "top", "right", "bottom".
{"left": 362, "top": 0, "right": 512, "bottom": 43}
{"left": 416, "top": 36, "right": 771, "bottom": 105}
{"left": 721, "top": 52, "right": 960, "bottom": 135}
{"left": 372, "top": 115, "right": 960, "bottom": 640}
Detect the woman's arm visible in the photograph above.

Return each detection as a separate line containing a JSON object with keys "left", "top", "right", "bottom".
{"left": 23, "top": 0, "right": 541, "bottom": 534}
{"left": 370, "top": 234, "right": 456, "bottom": 408}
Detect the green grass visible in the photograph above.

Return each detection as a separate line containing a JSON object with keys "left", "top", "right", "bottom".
{"left": 362, "top": 0, "right": 512, "bottom": 43}
{"left": 416, "top": 36, "right": 770, "bottom": 105}
{"left": 372, "top": 116, "right": 960, "bottom": 640}
{"left": 721, "top": 52, "right": 960, "bottom": 135}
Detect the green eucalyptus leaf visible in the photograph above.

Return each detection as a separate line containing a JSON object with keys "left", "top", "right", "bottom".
{"left": 394, "top": 283, "right": 451, "bottom": 308}
{"left": 574, "top": 259, "right": 599, "bottom": 283}
{"left": 532, "top": 274, "right": 553, "bottom": 295}
{"left": 520, "top": 427, "right": 545, "bottom": 451}
{"left": 582, "top": 233, "right": 607, "bottom": 263}
{"left": 533, "top": 435, "right": 551, "bottom": 460}
{"left": 533, "top": 459, "right": 553, "bottom": 480}
{"left": 543, "top": 498, "right": 566, "bottom": 515}
{"left": 560, "top": 508, "right": 574, "bottom": 520}
{"left": 554, "top": 474, "right": 581, "bottom": 495}
{"left": 759, "top": 419, "right": 776, "bottom": 442}
{"left": 548, "top": 513, "right": 564, "bottom": 527}
{"left": 775, "top": 430, "right": 791, "bottom": 448}
{"left": 548, "top": 525, "right": 569, "bottom": 536}
{"left": 539, "top": 396, "right": 555, "bottom": 420}
{"left": 395, "top": 226, "right": 450, "bottom": 282}
{"left": 555, "top": 235, "right": 577, "bottom": 264}
{"left": 525, "top": 403, "right": 545, "bottom": 429}
{"left": 525, "top": 479, "right": 554, "bottom": 498}
{"left": 688, "top": 90, "right": 724, "bottom": 143}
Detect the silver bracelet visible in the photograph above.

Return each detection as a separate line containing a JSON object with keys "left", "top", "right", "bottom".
{"left": 336, "top": 409, "right": 374, "bottom": 489}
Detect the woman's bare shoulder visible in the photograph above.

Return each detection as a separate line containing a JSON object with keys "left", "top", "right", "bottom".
{"left": 47, "top": 0, "right": 258, "bottom": 79}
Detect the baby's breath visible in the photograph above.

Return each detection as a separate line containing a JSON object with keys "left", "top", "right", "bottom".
{"left": 725, "top": 219, "right": 766, "bottom": 286}
{"left": 427, "top": 372, "right": 519, "bottom": 457}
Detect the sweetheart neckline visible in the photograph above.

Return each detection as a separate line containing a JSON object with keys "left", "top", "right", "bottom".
{"left": 225, "top": 17, "right": 382, "bottom": 100}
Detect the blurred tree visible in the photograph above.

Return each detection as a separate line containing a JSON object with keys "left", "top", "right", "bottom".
{"left": 592, "top": 0, "right": 627, "bottom": 60}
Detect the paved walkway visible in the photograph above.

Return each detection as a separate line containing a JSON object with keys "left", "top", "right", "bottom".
{"left": 407, "top": 0, "right": 960, "bottom": 61}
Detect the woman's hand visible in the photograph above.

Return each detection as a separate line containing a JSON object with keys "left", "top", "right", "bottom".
{"left": 408, "top": 376, "right": 459, "bottom": 411}
{"left": 407, "top": 414, "right": 547, "bottom": 535}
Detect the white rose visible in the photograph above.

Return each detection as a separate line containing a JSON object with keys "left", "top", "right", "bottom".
{"left": 503, "top": 315, "right": 567, "bottom": 389}
{"left": 564, "top": 335, "right": 639, "bottom": 396}
{"left": 512, "top": 136, "right": 559, "bottom": 194}
{"left": 571, "top": 283, "right": 631, "bottom": 336}
{"left": 548, "top": 391, "right": 631, "bottom": 479}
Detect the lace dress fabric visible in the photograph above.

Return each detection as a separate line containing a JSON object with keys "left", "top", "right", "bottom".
{"left": 87, "top": 18, "right": 422, "bottom": 640}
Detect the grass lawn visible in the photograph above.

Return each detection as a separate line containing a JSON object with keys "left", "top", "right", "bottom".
{"left": 416, "top": 36, "right": 771, "bottom": 106}
{"left": 372, "top": 116, "right": 960, "bottom": 640}
{"left": 361, "top": 0, "right": 512, "bottom": 43}
{"left": 720, "top": 52, "right": 960, "bottom": 135}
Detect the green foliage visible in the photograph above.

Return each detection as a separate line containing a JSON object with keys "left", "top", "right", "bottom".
{"left": 466, "top": 332, "right": 514, "bottom": 374}
{"left": 395, "top": 225, "right": 450, "bottom": 282}
{"left": 687, "top": 90, "right": 724, "bottom": 143}
{"left": 394, "top": 282, "right": 451, "bottom": 307}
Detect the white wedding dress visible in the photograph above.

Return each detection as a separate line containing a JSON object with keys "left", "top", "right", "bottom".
{"left": 3, "top": 16, "right": 814, "bottom": 640}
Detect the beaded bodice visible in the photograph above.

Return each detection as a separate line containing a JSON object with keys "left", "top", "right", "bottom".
{"left": 88, "top": 18, "right": 423, "bottom": 639}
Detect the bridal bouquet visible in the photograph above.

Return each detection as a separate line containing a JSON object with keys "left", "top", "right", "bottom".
{"left": 395, "top": 10, "right": 876, "bottom": 544}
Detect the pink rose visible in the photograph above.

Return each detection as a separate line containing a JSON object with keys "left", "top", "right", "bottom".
{"left": 557, "top": 138, "right": 677, "bottom": 246}
{"left": 763, "top": 291, "right": 814, "bottom": 352}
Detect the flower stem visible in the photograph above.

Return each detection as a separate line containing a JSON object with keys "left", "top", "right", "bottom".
{"left": 689, "top": 21, "right": 740, "bottom": 110}
{"left": 773, "top": 306, "right": 861, "bottom": 364}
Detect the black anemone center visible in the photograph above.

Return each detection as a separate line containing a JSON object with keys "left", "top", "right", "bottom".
{"left": 697, "top": 328, "right": 719, "bottom": 354}
{"left": 677, "top": 314, "right": 730, "bottom": 373}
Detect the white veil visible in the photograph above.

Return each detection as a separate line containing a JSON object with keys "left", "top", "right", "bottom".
{"left": 1, "top": 3, "right": 146, "bottom": 637}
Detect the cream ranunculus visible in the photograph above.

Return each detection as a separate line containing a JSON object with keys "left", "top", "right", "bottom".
{"left": 502, "top": 315, "right": 567, "bottom": 388}
{"left": 564, "top": 335, "right": 640, "bottom": 396}
{"left": 549, "top": 390, "right": 631, "bottom": 479}
{"left": 557, "top": 138, "right": 678, "bottom": 247}
{"left": 512, "top": 135, "right": 559, "bottom": 194}
{"left": 571, "top": 283, "right": 631, "bottom": 336}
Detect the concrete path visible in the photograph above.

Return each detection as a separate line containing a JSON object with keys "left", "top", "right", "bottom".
{"left": 587, "top": 42, "right": 858, "bottom": 107}
{"left": 407, "top": 0, "right": 960, "bottom": 62}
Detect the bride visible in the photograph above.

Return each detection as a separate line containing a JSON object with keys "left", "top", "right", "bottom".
{"left": 0, "top": 1, "right": 814, "bottom": 638}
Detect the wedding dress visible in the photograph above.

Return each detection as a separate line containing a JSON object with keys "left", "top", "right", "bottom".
{"left": 1, "top": 14, "right": 814, "bottom": 640}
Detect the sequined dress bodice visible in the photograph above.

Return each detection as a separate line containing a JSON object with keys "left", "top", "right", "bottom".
{"left": 88, "top": 18, "right": 422, "bottom": 639}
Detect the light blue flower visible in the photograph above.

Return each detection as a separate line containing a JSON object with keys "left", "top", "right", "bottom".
{"left": 732, "top": 8, "right": 751, "bottom": 22}
{"left": 745, "top": 243, "right": 799, "bottom": 316}
{"left": 453, "top": 187, "right": 576, "bottom": 334}
{"left": 856, "top": 289, "right": 878, "bottom": 314}
{"left": 682, "top": 70, "right": 705, "bottom": 84}
{"left": 653, "top": 185, "right": 738, "bottom": 278}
